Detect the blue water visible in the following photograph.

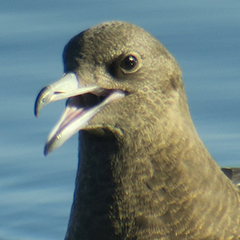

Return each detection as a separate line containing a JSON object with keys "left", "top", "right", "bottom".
{"left": 0, "top": 0, "right": 239, "bottom": 239}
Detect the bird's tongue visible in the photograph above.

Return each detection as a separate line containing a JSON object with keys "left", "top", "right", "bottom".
{"left": 44, "top": 90, "right": 125, "bottom": 155}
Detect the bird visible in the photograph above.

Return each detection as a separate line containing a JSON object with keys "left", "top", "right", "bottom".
{"left": 34, "top": 21, "right": 240, "bottom": 240}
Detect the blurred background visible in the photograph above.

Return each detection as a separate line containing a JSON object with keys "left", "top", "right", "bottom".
{"left": 0, "top": 0, "right": 239, "bottom": 239}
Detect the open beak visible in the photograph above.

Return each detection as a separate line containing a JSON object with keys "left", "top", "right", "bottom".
{"left": 34, "top": 73, "right": 126, "bottom": 155}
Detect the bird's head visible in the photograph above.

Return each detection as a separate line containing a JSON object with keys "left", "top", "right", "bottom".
{"left": 35, "top": 21, "right": 184, "bottom": 155}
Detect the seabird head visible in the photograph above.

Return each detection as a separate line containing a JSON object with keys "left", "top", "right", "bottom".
{"left": 35, "top": 21, "right": 184, "bottom": 155}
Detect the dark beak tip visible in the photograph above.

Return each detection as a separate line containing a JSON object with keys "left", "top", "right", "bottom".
{"left": 44, "top": 146, "right": 49, "bottom": 156}
{"left": 34, "top": 93, "right": 40, "bottom": 117}
{"left": 34, "top": 103, "right": 39, "bottom": 117}
{"left": 44, "top": 141, "right": 54, "bottom": 156}
{"left": 34, "top": 86, "right": 49, "bottom": 118}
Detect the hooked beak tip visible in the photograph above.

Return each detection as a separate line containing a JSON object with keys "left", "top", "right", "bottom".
{"left": 34, "top": 86, "right": 51, "bottom": 117}
{"left": 44, "top": 143, "right": 51, "bottom": 156}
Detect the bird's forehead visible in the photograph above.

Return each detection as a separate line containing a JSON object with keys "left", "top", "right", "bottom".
{"left": 64, "top": 22, "right": 155, "bottom": 62}
{"left": 63, "top": 21, "right": 175, "bottom": 74}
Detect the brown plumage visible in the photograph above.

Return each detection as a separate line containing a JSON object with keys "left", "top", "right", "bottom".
{"left": 35, "top": 21, "right": 240, "bottom": 239}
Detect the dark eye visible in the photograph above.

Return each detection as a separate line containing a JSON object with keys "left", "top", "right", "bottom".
{"left": 120, "top": 55, "right": 138, "bottom": 73}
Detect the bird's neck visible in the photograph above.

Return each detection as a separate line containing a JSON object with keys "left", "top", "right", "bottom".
{"left": 65, "top": 124, "right": 193, "bottom": 239}
{"left": 65, "top": 126, "right": 240, "bottom": 240}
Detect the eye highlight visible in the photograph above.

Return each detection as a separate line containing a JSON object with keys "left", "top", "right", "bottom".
{"left": 120, "top": 54, "right": 140, "bottom": 74}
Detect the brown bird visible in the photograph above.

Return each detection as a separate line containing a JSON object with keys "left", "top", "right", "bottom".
{"left": 34, "top": 21, "right": 240, "bottom": 240}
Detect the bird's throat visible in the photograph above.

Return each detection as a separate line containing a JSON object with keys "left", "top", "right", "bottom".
{"left": 66, "top": 129, "right": 163, "bottom": 239}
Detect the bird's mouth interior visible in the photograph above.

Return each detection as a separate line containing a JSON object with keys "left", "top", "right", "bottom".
{"left": 59, "top": 89, "right": 125, "bottom": 134}
{"left": 68, "top": 89, "right": 113, "bottom": 109}
{"left": 44, "top": 88, "right": 126, "bottom": 154}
